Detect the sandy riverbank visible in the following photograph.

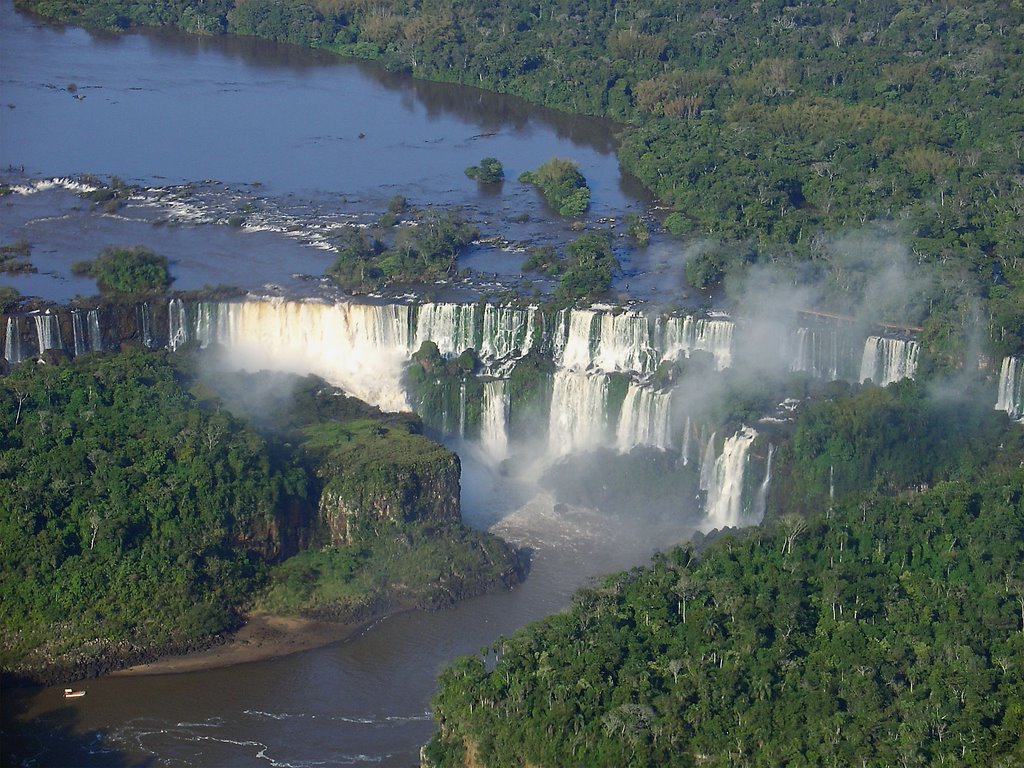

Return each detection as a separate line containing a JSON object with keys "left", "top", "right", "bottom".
{"left": 109, "top": 613, "right": 367, "bottom": 676}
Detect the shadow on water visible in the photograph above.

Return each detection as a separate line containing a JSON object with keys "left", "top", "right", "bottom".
{"left": 53, "top": 7, "right": 625, "bottom": 155}
{"left": 1, "top": 680, "right": 153, "bottom": 768}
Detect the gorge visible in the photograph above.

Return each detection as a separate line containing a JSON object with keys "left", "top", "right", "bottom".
{"left": 2, "top": 296, "right": 935, "bottom": 531}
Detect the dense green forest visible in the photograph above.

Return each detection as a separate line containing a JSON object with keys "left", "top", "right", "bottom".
{"left": 15, "top": 0, "right": 1024, "bottom": 364}
{"left": 0, "top": 349, "right": 299, "bottom": 677}
{"left": 0, "top": 350, "right": 520, "bottom": 681}
{"left": 425, "top": 383, "right": 1024, "bottom": 767}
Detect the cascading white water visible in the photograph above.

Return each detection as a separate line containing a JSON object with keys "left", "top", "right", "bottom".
{"left": 201, "top": 299, "right": 414, "bottom": 412}
{"left": 72, "top": 311, "right": 88, "bottom": 357}
{"left": 139, "top": 303, "right": 153, "bottom": 349}
{"left": 33, "top": 312, "right": 62, "bottom": 355}
{"left": 168, "top": 298, "right": 189, "bottom": 351}
{"left": 194, "top": 301, "right": 232, "bottom": 348}
{"left": 480, "top": 379, "right": 510, "bottom": 462}
{"left": 680, "top": 415, "right": 691, "bottom": 466}
{"left": 859, "top": 336, "right": 919, "bottom": 385}
{"left": 479, "top": 305, "right": 535, "bottom": 364}
{"left": 661, "top": 315, "right": 734, "bottom": 370}
{"left": 458, "top": 381, "right": 467, "bottom": 438}
{"left": 554, "top": 309, "right": 659, "bottom": 375}
{"left": 594, "top": 312, "right": 657, "bottom": 375}
{"left": 4, "top": 317, "right": 22, "bottom": 364}
{"left": 995, "top": 356, "right": 1023, "bottom": 421}
{"left": 415, "top": 302, "right": 478, "bottom": 357}
{"left": 87, "top": 310, "right": 102, "bottom": 352}
{"left": 554, "top": 309, "right": 598, "bottom": 371}
{"left": 703, "top": 427, "right": 757, "bottom": 530}
{"left": 698, "top": 431, "right": 717, "bottom": 492}
{"left": 790, "top": 327, "right": 853, "bottom": 381}
{"left": 548, "top": 370, "right": 608, "bottom": 456}
{"left": 751, "top": 443, "right": 774, "bottom": 523}
{"left": 615, "top": 384, "right": 673, "bottom": 452}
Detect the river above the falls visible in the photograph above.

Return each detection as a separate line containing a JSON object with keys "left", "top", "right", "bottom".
{"left": 0, "top": 0, "right": 697, "bottom": 306}
{"left": 0, "top": 2, "right": 705, "bottom": 765}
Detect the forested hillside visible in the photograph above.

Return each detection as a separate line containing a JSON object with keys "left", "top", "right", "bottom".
{"left": 16, "top": 0, "right": 1024, "bottom": 364}
{"left": 0, "top": 350, "right": 305, "bottom": 678}
{"left": 425, "top": 384, "right": 1024, "bottom": 767}
{"left": 0, "top": 350, "right": 520, "bottom": 683}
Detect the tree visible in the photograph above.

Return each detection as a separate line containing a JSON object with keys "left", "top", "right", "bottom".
{"left": 465, "top": 157, "right": 504, "bottom": 184}
{"left": 71, "top": 245, "right": 171, "bottom": 294}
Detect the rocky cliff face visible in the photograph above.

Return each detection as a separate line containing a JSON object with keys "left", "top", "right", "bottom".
{"left": 318, "top": 439, "right": 461, "bottom": 546}
{"left": 2, "top": 300, "right": 167, "bottom": 363}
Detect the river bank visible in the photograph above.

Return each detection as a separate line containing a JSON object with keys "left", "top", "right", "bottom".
{"left": 109, "top": 611, "right": 379, "bottom": 677}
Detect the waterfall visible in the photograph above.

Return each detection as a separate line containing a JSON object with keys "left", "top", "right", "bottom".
{"left": 859, "top": 336, "right": 919, "bottom": 385}
{"left": 661, "top": 315, "right": 734, "bottom": 370}
{"left": 790, "top": 327, "right": 857, "bottom": 381}
{"left": 458, "top": 381, "right": 467, "bottom": 438}
{"left": 553, "top": 309, "right": 660, "bottom": 375}
{"left": 415, "top": 302, "right": 478, "bottom": 357}
{"left": 168, "top": 298, "right": 189, "bottom": 351}
{"left": 481, "top": 379, "right": 510, "bottom": 461}
{"left": 615, "top": 384, "right": 672, "bottom": 452}
{"left": 698, "top": 431, "right": 717, "bottom": 492}
{"left": 139, "top": 303, "right": 153, "bottom": 349}
{"left": 87, "top": 310, "right": 102, "bottom": 352}
{"left": 479, "top": 305, "right": 535, "bottom": 363}
{"left": 594, "top": 311, "right": 657, "bottom": 375}
{"left": 4, "top": 317, "right": 22, "bottom": 364}
{"left": 704, "top": 427, "right": 757, "bottom": 530}
{"left": 72, "top": 311, "right": 88, "bottom": 357}
{"left": 549, "top": 370, "right": 608, "bottom": 456}
{"left": 555, "top": 309, "right": 598, "bottom": 371}
{"left": 995, "top": 356, "right": 1023, "bottom": 421}
{"left": 680, "top": 415, "right": 691, "bottom": 466}
{"left": 205, "top": 299, "right": 414, "bottom": 412}
{"left": 195, "top": 301, "right": 225, "bottom": 348}
{"left": 751, "top": 443, "right": 774, "bottom": 522}
{"left": 33, "top": 312, "right": 62, "bottom": 355}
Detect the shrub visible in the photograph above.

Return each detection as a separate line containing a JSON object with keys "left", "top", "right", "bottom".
{"left": 77, "top": 245, "right": 172, "bottom": 293}
{"left": 521, "top": 157, "right": 591, "bottom": 217}
{"left": 465, "top": 157, "right": 504, "bottom": 184}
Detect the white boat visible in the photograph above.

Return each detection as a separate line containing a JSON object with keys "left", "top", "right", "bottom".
{"left": 63, "top": 688, "right": 86, "bottom": 698}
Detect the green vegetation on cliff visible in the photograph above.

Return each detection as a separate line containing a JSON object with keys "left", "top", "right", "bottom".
{"left": 258, "top": 521, "right": 522, "bottom": 619}
{"left": 406, "top": 341, "right": 485, "bottom": 437}
{"left": 0, "top": 351, "right": 521, "bottom": 682}
{"left": 0, "top": 349, "right": 306, "bottom": 679}
{"left": 187, "top": 365, "right": 524, "bottom": 626}
{"left": 771, "top": 379, "right": 1024, "bottom": 517}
